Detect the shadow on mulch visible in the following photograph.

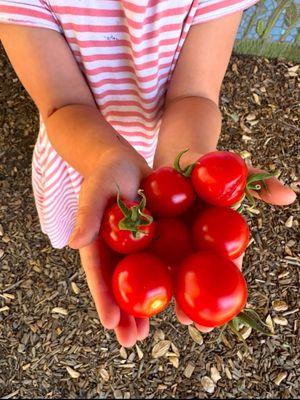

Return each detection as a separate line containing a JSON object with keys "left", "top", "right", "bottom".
{"left": 0, "top": 44, "right": 299, "bottom": 398}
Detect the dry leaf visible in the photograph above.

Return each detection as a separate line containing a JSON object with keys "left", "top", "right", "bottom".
{"left": 169, "top": 356, "right": 179, "bottom": 369}
{"left": 285, "top": 216, "right": 293, "bottom": 228}
{"left": 273, "top": 316, "right": 288, "bottom": 326}
{"left": 99, "top": 368, "right": 110, "bottom": 382}
{"left": 153, "top": 329, "right": 165, "bottom": 343}
{"left": 71, "top": 281, "right": 80, "bottom": 295}
{"left": 201, "top": 376, "right": 215, "bottom": 394}
{"left": 272, "top": 300, "right": 288, "bottom": 312}
{"left": 210, "top": 366, "right": 221, "bottom": 383}
{"left": 66, "top": 366, "right": 80, "bottom": 379}
{"left": 265, "top": 315, "right": 275, "bottom": 334}
{"left": 252, "top": 93, "right": 261, "bottom": 105}
{"left": 152, "top": 340, "right": 171, "bottom": 358}
{"left": 274, "top": 371, "right": 287, "bottom": 386}
{"left": 120, "top": 346, "right": 128, "bottom": 359}
{"left": 171, "top": 343, "right": 180, "bottom": 356}
{"left": 52, "top": 307, "right": 68, "bottom": 316}
{"left": 188, "top": 325, "right": 203, "bottom": 345}
{"left": 135, "top": 344, "right": 143, "bottom": 360}
{"left": 183, "top": 362, "right": 195, "bottom": 378}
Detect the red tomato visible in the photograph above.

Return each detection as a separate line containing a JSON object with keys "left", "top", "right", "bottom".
{"left": 112, "top": 252, "right": 172, "bottom": 318}
{"left": 191, "top": 151, "right": 248, "bottom": 206}
{"left": 142, "top": 167, "right": 195, "bottom": 217}
{"left": 182, "top": 199, "right": 207, "bottom": 229}
{"left": 101, "top": 200, "right": 155, "bottom": 254}
{"left": 149, "top": 218, "right": 193, "bottom": 270}
{"left": 193, "top": 207, "right": 250, "bottom": 260}
{"left": 175, "top": 251, "right": 247, "bottom": 327}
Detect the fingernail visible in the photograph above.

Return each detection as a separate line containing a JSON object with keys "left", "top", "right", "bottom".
{"left": 68, "top": 226, "right": 80, "bottom": 245}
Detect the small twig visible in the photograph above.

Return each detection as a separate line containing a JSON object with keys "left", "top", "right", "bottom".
{"left": 1, "top": 279, "right": 23, "bottom": 294}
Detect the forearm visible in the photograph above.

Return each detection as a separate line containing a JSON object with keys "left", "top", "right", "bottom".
{"left": 45, "top": 104, "right": 136, "bottom": 177}
{"left": 154, "top": 96, "right": 221, "bottom": 168}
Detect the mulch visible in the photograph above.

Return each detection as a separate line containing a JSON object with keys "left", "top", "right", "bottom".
{"left": 0, "top": 44, "right": 299, "bottom": 398}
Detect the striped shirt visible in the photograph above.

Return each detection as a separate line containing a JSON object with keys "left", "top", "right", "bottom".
{"left": 0, "top": 0, "right": 258, "bottom": 248}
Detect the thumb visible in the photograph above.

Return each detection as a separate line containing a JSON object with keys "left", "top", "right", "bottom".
{"left": 68, "top": 174, "right": 109, "bottom": 249}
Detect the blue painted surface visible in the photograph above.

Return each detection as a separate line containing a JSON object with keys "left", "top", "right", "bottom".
{"left": 237, "top": 0, "right": 300, "bottom": 43}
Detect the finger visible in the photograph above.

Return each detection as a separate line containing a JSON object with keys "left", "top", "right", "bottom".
{"left": 69, "top": 173, "right": 110, "bottom": 249}
{"left": 79, "top": 237, "right": 120, "bottom": 329}
{"left": 136, "top": 318, "right": 150, "bottom": 341}
{"left": 115, "top": 311, "right": 138, "bottom": 348}
{"left": 175, "top": 301, "right": 193, "bottom": 325}
{"left": 248, "top": 168, "right": 296, "bottom": 206}
{"left": 194, "top": 324, "right": 214, "bottom": 333}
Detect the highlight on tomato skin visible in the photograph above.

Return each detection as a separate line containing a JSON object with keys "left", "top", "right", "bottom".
{"left": 142, "top": 167, "right": 195, "bottom": 217}
{"left": 175, "top": 251, "right": 248, "bottom": 328}
{"left": 191, "top": 151, "right": 248, "bottom": 207}
{"left": 192, "top": 206, "right": 250, "bottom": 260}
{"left": 112, "top": 252, "right": 173, "bottom": 318}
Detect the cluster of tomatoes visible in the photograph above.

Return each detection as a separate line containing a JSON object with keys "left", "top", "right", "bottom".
{"left": 100, "top": 151, "right": 268, "bottom": 330}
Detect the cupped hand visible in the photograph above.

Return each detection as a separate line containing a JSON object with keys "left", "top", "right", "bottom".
{"left": 175, "top": 162, "right": 296, "bottom": 333}
{"left": 69, "top": 148, "right": 152, "bottom": 347}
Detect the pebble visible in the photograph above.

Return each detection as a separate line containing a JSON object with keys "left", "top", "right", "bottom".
{"left": 274, "top": 371, "right": 287, "bottom": 386}
{"left": 201, "top": 376, "right": 215, "bottom": 394}
{"left": 273, "top": 316, "right": 288, "bottom": 326}
{"left": 272, "top": 300, "right": 288, "bottom": 312}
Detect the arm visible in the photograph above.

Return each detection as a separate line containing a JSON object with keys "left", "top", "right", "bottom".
{"left": 154, "top": 12, "right": 242, "bottom": 168}
{"left": 0, "top": 25, "right": 143, "bottom": 177}
{"left": 0, "top": 24, "right": 150, "bottom": 347}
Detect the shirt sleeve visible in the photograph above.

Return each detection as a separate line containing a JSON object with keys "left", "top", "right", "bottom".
{"left": 0, "top": 0, "right": 61, "bottom": 32}
{"left": 192, "top": 0, "right": 260, "bottom": 25}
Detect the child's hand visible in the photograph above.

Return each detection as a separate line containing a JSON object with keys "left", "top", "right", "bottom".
{"left": 69, "top": 149, "right": 151, "bottom": 347}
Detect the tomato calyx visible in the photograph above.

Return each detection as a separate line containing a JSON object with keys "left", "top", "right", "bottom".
{"left": 117, "top": 189, "right": 153, "bottom": 238}
{"left": 173, "top": 149, "right": 195, "bottom": 178}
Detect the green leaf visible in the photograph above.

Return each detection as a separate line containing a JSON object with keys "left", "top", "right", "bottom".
{"left": 256, "top": 19, "right": 265, "bottom": 36}
{"left": 237, "top": 309, "right": 273, "bottom": 336}
{"left": 247, "top": 172, "right": 273, "bottom": 185}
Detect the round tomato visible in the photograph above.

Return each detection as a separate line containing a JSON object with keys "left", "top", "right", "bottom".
{"left": 193, "top": 207, "right": 250, "bottom": 260}
{"left": 142, "top": 167, "right": 195, "bottom": 217}
{"left": 112, "top": 252, "right": 172, "bottom": 318}
{"left": 175, "top": 251, "right": 247, "bottom": 327}
{"left": 149, "top": 218, "right": 193, "bottom": 270}
{"left": 191, "top": 151, "right": 248, "bottom": 206}
{"left": 101, "top": 199, "right": 155, "bottom": 254}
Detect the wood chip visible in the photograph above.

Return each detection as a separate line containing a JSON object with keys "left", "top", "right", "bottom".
{"left": 51, "top": 307, "right": 68, "bottom": 316}
{"left": 113, "top": 389, "right": 123, "bottom": 399}
{"left": 183, "top": 362, "right": 195, "bottom": 378}
{"left": 0, "top": 224, "right": 4, "bottom": 236}
{"left": 135, "top": 344, "right": 143, "bottom": 360}
{"left": 272, "top": 300, "right": 288, "bottom": 312}
{"left": 71, "top": 281, "right": 80, "bottom": 295}
{"left": 152, "top": 340, "right": 171, "bottom": 359}
{"left": 0, "top": 306, "right": 9, "bottom": 312}
{"left": 153, "top": 329, "right": 165, "bottom": 343}
{"left": 99, "top": 368, "right": 110, "bottom": 382}
{"left": 201, "top": 376, "right": 215, "bottom": 394}
{"left": 188, "top": 325, "right": 203, "bottom": 345}
{"left": 285, "top": 216, "right": 294, "bottom": 228}
{"left": 225, "top": 367, "right": 232, "bottom": 380}
{"left": 274, "top": 371, "right": 287, "bottom": 386}
{"left": 240, "top": 326, "right": 252, "bottom": 340}
{"left": 120, "top": 346, "right": 127, "bottom": 359}
{"left": 0, "top": 249, "right": 4, "bottom": 259}
{"left": 171, "top": 343, "right": 180, "bottom": 357}
{"left": 273, "top": 316, "right": 288, "bottom": 326}
{"left": 288, "top": 65, "right": 299, "bottom": 73}
{"left": 66, "top": 366, "right": 80, "bottom": 379}
{"left": 210, "top": 366, "right": 221, "bottom": 383}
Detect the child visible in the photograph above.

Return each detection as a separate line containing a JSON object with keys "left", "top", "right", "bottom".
{"left": 0, "top": 0, "right": 295, "bottom": 347}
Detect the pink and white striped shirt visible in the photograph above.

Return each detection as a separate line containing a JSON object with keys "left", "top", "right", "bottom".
{"left": 0, "top": 0, "right": 258, "bottom": 248}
